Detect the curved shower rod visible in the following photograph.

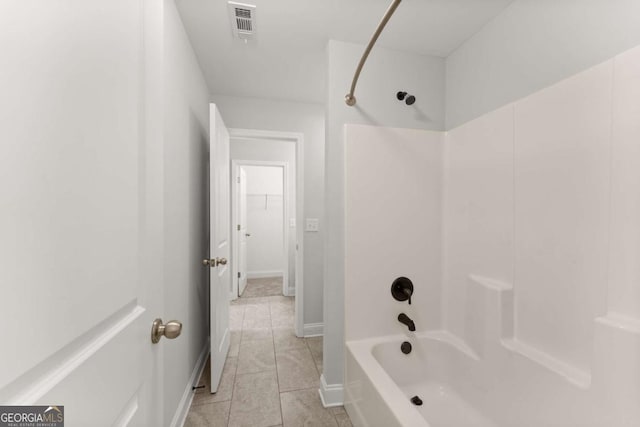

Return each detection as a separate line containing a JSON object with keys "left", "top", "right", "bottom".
{"left": 345, "top": 0, "right": 402, "bottom": 106}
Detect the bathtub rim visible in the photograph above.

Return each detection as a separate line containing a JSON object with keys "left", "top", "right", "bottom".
{"left": 346, "top": 330, "right": 479, "bottom": 427}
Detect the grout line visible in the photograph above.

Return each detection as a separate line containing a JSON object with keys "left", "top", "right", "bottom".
{"left": 226, "top": 301, "right": 246, "bottom": 427}
{"left": 305, "top": 337, "right": 323, "bottom": 378}
{"left": 306, "top": 340, "right": 321, "bottom": 378}
{"left": 231, "top": 279, "right": 284, "bottom": 426}
{"left": 269, "top": 297, "right": 285, "bottom": 426}
{"left": 280, "top": 386, "right": 323, "bottom": 394}
{"left": 279, "top": 383, "right": 321, "bottom": 394}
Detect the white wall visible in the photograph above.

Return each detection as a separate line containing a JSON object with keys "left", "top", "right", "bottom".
{"left": 163, "top": 1, "right": 211, "bottom": 424}
{"left": 245, "top": 166, "right": 284, "bottom": 195}
{"left": 323, "top": 39, "right": 446, "bottom": 403}
{"left": 446, "top": 0, "right": 640, "bottom": 129}
{"left": 341, "top": 44, "right": 640, "bottom": 425}
{"left": 443, "top": 105, "right": 515, "bottom": 353}
{"left": 345, "top": 125, "right": 443, "bottom": 341}
{"left": 214, "top": 95, "right": 325, "bottom": 328}
{"left": 244, "top": 166, "right": 285, "bottom": 277}
{"left": 444, "top": 45, "right": 640, "bottom": 402}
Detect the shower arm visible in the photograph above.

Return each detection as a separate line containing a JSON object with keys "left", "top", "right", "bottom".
{"left": 344, "top": 0, "right": 402, "bottom": 106}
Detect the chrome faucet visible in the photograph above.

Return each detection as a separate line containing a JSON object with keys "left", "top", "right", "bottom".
{"left": 398, "top": 313, "right": 415, "bottom": 331}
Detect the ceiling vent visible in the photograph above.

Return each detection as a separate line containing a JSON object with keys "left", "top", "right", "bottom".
{"left": 228, "top": 2, "right": 256, "bottom": 41}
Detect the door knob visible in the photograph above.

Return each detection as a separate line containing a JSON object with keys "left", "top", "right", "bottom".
{"left": 245, "top": 233, "right": 251, "bottom": 237}
{"left": 203, "top": 258, "right": 227, "bottom": 267}
{"left": 151, "top": 318, "right": 183, "bottom": 344}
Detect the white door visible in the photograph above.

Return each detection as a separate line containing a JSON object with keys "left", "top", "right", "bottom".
{"left": 238, "top": 168, "right": 249, "bottom": 296}
{"left": 208, "top": 105, "right": 231, "bottom": 392}
{"left": 0, "top": 1, "right": 164, "bottom": 426}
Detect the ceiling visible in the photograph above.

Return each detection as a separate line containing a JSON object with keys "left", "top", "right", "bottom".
{"left": 175, "top": 0, "right": 514, "bottom": 103}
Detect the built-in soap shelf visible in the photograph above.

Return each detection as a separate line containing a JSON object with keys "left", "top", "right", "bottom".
{"left": 595, "top": 312, "right": 640, "bottom": 334}
{"left": 465, "top": 274, "right": 592, "bottom": 389}
{"left": 501, "top": 338, "right": 591, "bottom": 388}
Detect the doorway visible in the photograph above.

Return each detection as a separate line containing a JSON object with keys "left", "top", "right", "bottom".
{"left": 228, "top": 129, "right": 305, "bottom": 336}
{"left": 232, "top": 161, "right": 291, "bottom": 299}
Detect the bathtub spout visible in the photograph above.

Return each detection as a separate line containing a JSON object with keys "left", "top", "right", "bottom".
{"left": 398, "top": 313, "right": 415, "bottom": 331}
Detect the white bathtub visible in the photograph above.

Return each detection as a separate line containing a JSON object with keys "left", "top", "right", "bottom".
{"left": 345, "top": 329, "right": 637, "bottom": 427}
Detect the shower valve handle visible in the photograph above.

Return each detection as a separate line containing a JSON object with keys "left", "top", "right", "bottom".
{"left": 391, "top": 277, "right": 414, "bottom": 305}
{"left": 403, "top": 288, "right": 412, "bottom": 305}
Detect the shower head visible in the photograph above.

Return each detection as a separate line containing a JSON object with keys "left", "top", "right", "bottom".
{"left": 396, "top": 91, "right": 416, "bottom": 105}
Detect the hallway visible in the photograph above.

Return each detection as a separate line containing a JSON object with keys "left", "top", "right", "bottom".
{"left": 185, "top": 279, "right": 352, "bottom": 426}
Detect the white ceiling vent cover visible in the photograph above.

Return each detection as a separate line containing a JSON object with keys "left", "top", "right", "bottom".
{"left": 228, "top": 2, "right": 256, "bottom": 41}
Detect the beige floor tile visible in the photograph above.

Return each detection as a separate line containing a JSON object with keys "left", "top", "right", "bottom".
{"left": 328, "top": 406, "right": 346, "bottom": 416}
{"left": 231, "top": 296, "right": 246, "bottom": 306}
{"left": 271, "top": 318, "right": 294, "bottom": 330}
{"left": 242, "top": 326, "right": 273, "bottom": 341}
{"left": 184, "top": 401, "right": 231, "bottom": 427}
{"left": 244, "top": 295, "right": 275, "bottom": 304}
{"left": 244, "top": 298, "right": 270, "bottom": 319}
{"left": 237, "top": 338, "right": 276, "bottom": 374}
{"left": 229, "top": 330, "right": 241, "bottom": 357}
{"left": 192, "top": 357, "right": 237, "bottom": 406}
{"left": 305, "top": 337, "right": 323, "bottom": 367}
{"left": 190, "top": 358, "right": 210, "bottom": 396}
{"left": 270, "top": 303, "right": 294, "bottom": 329}
{"left": 270, "top": 308, "right": 294, "bottom": 322}
{"left": 230, "top": 305, "right": 246, "bottom": 331}
{"left": 270, "top": 296, "right": 294, "bottom": 310}
{"left": 185, "top": 277, "right": 313, "bottom": 426}
{"left": 280, "top": 388, "right": 338, "bottom": 427}
{"left": 228, "top": 371, "right": 282, "bottom": 427}
{"left": 270, "top": 299, "right": 294, "bottom": 313}
{"left": 244, "top": 317, "right": 273, "bottom": 331}
{"left": 268, "top": 295, "right": 292, "bottom": 305}
{"left": 241, "top": 277, "right": 283, "bottom": 298}
{"left": 335, "top": 413, "right": 353, "bottom": 427}
{"left": 273, "top": 328, "right": 308, "bottom": 354}
{"left": 243, "top": 302, "right": 271, "bottom": 329}
{"left": 275, "top": 347, "right": 320, "bottom": 392}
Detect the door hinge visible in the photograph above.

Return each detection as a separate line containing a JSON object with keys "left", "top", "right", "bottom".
{"left": 237, "top": 224, "right": 241, "bottom": 231}
{"left": 238, "top": 272, "right": 241, "bottom": 278}
{"left": 237, "top": 176, "right": 240, "bottom": 183}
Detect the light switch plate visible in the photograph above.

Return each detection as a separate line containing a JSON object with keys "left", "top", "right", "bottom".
{"left": 305, "top": 218, "right": 319, "bottom": 232}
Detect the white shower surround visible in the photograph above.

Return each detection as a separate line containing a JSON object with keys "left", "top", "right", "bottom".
{"left": 344, "top": 44, "right": 640, "bottom": 426}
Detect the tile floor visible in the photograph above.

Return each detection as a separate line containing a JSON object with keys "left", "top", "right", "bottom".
{"left": 185, "top": 278, "right": 352, "bottom": 427}
{"left": 239, "top": 277, "right": 283, "bottom": 298}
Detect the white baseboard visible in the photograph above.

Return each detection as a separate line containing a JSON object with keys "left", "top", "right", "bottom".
{"left": 303, "top": 322, "right": 324, "bottom": 337}
{"left": 319, "top": 374, "right": 344, "bottom": 407}
{"left": 285, "top": 286, "right": 296, "bottom": 297}
{"left": 247, "top": 270, "right": 283, "bottom": 279}
{"left": 171, "top": 338, "right": 210, "bottom": 427}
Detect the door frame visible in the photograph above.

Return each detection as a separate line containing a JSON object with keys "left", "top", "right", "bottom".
{"left": 228, "top": 128, "right": 305, "bottom": 337}
{"left": 231, "top": 160, "right": 290, "bottom": 299}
